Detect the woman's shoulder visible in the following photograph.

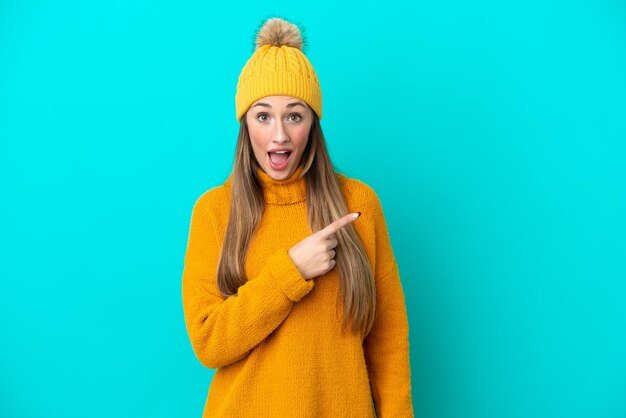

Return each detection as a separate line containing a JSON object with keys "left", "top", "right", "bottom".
{"left": 336, "top": 172, "right": 382, "bottom": 212}
{"left": 191, "top": 182, "right": 229, "bottom": 216}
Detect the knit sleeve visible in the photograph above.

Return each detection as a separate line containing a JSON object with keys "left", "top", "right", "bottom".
{"left": 181, "top": 192, "right": 315, "bottom": 369}
{"left": 363, "top": 192, "right": 415, "bottom": 417}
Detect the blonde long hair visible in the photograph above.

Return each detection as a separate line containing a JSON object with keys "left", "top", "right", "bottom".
{"left": 216, "top": 112, "right": 376, "bottom": 337}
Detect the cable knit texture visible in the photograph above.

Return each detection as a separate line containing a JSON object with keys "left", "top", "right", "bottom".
{"left": 235, "top": 44, "right": 323, "bottom": 121}
{"left": 181, "top": 165, "right": 414, "bottom": 417}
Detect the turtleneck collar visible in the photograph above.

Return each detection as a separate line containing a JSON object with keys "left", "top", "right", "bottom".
{"left": 256, "top": 164, "right": 306, "bottom": 205}
{"left": 224, "top": 164, "right": 307, "bottom": 206}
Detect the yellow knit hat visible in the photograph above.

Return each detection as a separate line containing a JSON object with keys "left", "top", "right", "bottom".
{"left": 235, "top": 17, "right": 322, "bottom": 122}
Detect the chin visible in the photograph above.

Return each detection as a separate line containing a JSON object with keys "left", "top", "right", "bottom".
{"left": 271, "top": 166, "right": 291, "bottom": 178}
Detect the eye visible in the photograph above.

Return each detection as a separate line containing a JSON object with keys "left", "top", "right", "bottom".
{"left": 288, "top": 113, "right": 303, "bottom": 122}
{"left": 256, "top": 113, "right": 269, "bottom": 122}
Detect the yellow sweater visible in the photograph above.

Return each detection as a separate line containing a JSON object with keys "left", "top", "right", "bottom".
{"left": 182, "top": 164, "right": 414, "bottom": 417}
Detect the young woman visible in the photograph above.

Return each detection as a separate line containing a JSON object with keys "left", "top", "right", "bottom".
{"left": 182, "top": 16, "right": 414, "bottom": 417}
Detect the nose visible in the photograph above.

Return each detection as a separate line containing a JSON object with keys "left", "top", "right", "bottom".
{"left": 272, "top": 119, "right": 290, "bottom": 144}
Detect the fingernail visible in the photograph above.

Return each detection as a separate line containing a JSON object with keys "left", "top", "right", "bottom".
{"left": 353, "top": 212, "right": 361, "bottom": 219}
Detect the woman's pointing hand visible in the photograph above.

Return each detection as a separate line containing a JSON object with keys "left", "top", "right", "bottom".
{"left": 287, "top": 212, "right": 361, "bottom": 280}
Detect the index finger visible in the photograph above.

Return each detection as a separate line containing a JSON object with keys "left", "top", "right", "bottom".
{"left": 318, "top": 212, "right": 361, "bottom": 239}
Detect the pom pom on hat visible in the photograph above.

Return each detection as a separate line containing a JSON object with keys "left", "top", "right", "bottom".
{"left": 254, "top": 17, "right": 304, "bottom": 51}
{"left": 235, "top": 17, "right": 322, "bottom": 122}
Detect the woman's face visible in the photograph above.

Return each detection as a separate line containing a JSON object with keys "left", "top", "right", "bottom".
{"left": 245, "top": 95, "right": 313, "bottom": 180}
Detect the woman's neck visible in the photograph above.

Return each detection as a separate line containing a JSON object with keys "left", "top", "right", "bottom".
{"left": 224, "top": 164, "right": 307, "bottom": 206}
{"left": 255, "top": 164, "right": 306, "bottom": 205}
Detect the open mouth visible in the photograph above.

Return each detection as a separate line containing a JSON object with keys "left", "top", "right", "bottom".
{"left": 268, "top": 151, "right": 292, "bottom": 169}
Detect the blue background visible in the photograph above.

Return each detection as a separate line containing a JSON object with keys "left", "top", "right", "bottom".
{"left": 1, "top": 1, "right": 625, "bottom": 417}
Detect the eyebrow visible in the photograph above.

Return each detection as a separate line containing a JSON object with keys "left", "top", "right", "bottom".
{"left": 251, "top": 102, "right": 305, "bottom": 110}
